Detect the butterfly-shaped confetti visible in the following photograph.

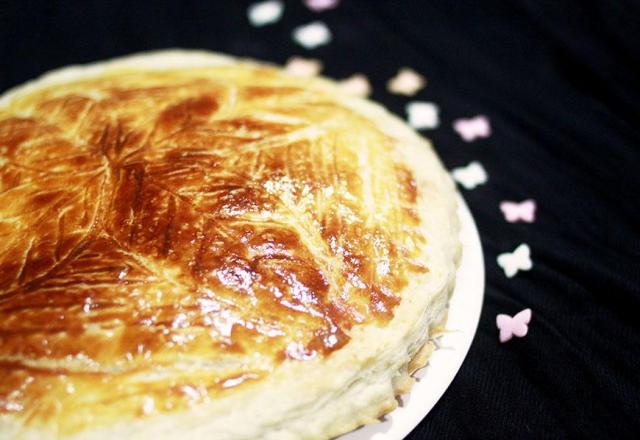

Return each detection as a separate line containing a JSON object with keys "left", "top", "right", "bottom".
{"left": 387, "top": 68, "right": 426, "bottom": 96}
{"left": 338, "top": 74, "right": 371, "bottom": 97}
{"left": 451, "top": 161, "right": 488, "bottom": 190}
{"left": 292, "top": 21, "right": 332, "bottom": 49}
{"left": 304, "top": 0, "right": 340, "bottom": 12}
{"left": 497, "top": 244, "right": 532, "bottom": 278}
{"left": 453, "top": 115, "right": 491, "bottom": 142}
{"left": 285, "top": 56, "right": 323, "bottom": 76}
{"left": 406, "top": 101, "right": 439, "bottom": 130}
{"left": 247, "top": 1, "right": 284, "bottom": 27}
{"left": 496, "top": 308, "right": 532, "bottom": 343}
{"left": 500, "top": 199, "right": 537, "bottom": 223}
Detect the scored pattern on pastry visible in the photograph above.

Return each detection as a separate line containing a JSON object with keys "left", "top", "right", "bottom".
{"left": 0, "top": 66, "right": 426, "bottom": 432}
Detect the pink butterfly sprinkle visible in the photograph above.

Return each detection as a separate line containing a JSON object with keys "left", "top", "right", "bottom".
{"left": 453, "top": 115, "right": 491, "bottom": 142}
{"left": 500, "top": 199, "right": 536, "bottom": 223}
{"left": 496, "top": 309, "right": 532, "bottom": 343}
{"left": 304, "top": 0, "right": 340, "bottom": 12}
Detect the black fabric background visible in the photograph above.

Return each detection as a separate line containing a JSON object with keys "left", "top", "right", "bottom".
{"left": 1, "top": 1, "right": 639, "bottom": 438}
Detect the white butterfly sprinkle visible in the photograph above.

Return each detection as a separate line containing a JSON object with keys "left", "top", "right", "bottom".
{"left": 451, "top": 161, "right": 488, "bottom": 189}
{"left": 247, "top": 1, "right": 284, "bottom": 27}
{"left": 497, "top": 244, "right": 533, "bottom": 278}
{"left": 292, "top": 21, "right": 332, "bottom": 49}
{"left": 406, "top": 101, "right": 439, "bottom": 130}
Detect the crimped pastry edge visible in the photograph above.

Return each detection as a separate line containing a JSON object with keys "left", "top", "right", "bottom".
{"left": 0, "top": 49, "right": 461, "bottom": 440}
{"left": 327, "top": 306, "right": 452, "bottom": 440}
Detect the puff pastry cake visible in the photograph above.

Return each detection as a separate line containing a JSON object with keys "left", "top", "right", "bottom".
{"left": 0, "top": 51, "right": 460, "bottom": 439}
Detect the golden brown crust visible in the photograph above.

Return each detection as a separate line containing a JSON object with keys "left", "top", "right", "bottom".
{"left": 0, "top": 65, "right": 431, "bottom": 434}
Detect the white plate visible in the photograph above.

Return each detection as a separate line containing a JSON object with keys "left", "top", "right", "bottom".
{"left": 340, "top": 194, "right": 485, "bottom": 440}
